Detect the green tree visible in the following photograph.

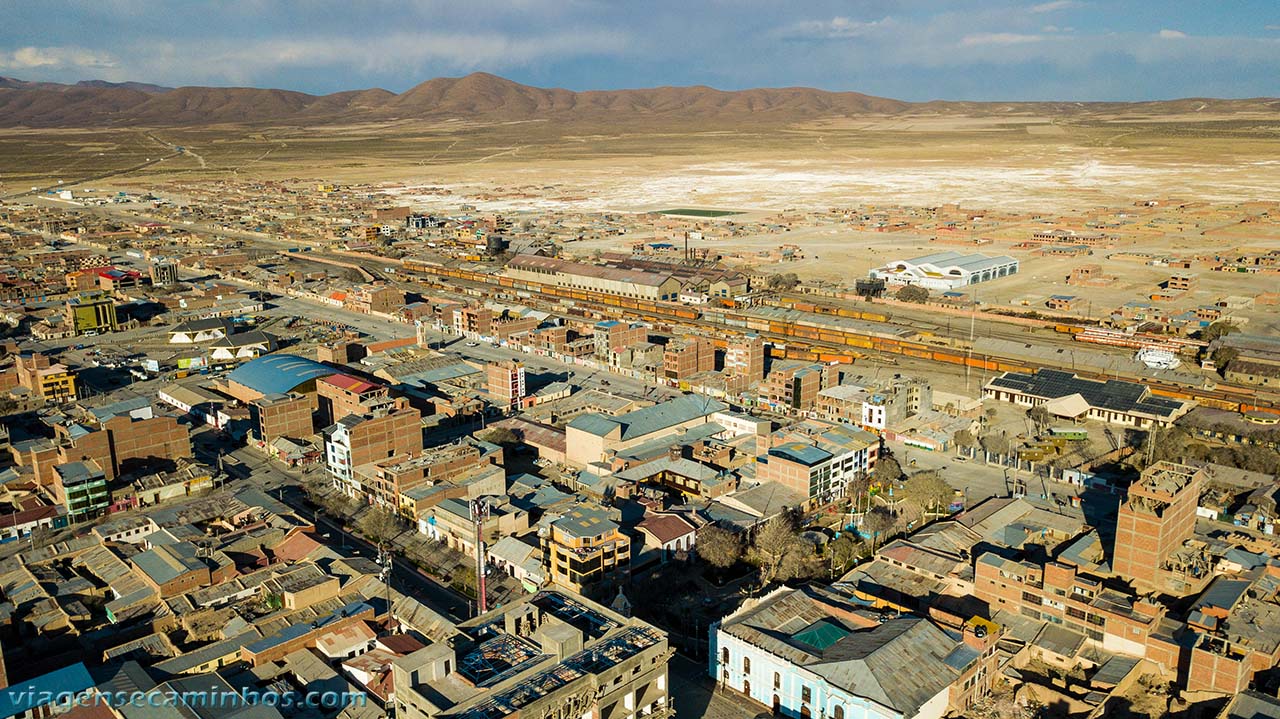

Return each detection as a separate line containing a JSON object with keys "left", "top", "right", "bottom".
{"left": 746, "top": 515, "right": 818, "bottom": 586}
{"left": 862, "top": 506, "right": 896, "bottom": 552}
{"left": 696, "top": 525, "right": 743, "bottom": 570}
{"left": 895, "top": 285, "right": 930, "bottom": 303}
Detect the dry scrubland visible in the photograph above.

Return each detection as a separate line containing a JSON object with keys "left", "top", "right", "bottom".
{"left": 2, "top": 112, "right": 1279, "bottom": 335}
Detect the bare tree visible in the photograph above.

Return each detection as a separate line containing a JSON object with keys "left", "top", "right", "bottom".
{"left": 1027, "top": 406, "right": 1051, "bottom": 433}
{"left": 696, "top": 525, "right": 743, "bottom": 570}
{"left": 873, "top": 456, "right": 903, "bottom": 485}
{"left": 863, "top": 506, "right": 896, "bottom": 552}
{"left": 901, "top": 470, "right": 955, "bottom": 516}
{"left": 846, "top": 472, "right": 871, "bottom": 514}
{"left": 358, "top": 507, "right": 402, "bottom": 546}
{"left": 953, "top": 429, "right": 976, "bottom": 451}
{"left": 828, "top": 533, "right": 864, "bottom": 578}
{"left": 746, "top": 515, "right": 817, "bottom": 587}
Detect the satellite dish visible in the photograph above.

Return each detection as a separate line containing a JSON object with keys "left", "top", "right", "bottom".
{"left": 973, "top": 625, "right": 988, "bottom": 638}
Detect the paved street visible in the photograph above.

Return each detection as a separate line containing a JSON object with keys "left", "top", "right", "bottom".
{"left": 669, "top": 655, "right": 762, "bottom": 719}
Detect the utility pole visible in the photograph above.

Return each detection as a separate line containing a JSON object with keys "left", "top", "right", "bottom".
{"left": 471, "top": 497, "right": 490, "bottom": 616}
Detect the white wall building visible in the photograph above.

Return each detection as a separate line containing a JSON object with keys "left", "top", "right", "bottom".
{"left": 710, "top": 587, "right": 992, "bottom": 719}
{"left": 871, "top": 252, "right": 1019, "bottom": 290}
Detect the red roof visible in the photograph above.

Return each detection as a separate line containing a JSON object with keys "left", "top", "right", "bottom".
{"left": 270, "top": 531, "right": 323, "bottom": 563}
{"left": 377, "top": 633, "right": 427, "bottom": 655}
{"left": 321, "top": 373, "right": 381, "bottom": 394}
{"left": 637, "top": 514, "right": 695, "bottom": 545}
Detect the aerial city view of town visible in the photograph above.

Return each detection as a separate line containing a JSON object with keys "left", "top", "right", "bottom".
{"left": 0, "top": 4, "right": 1279, "bottom": 719}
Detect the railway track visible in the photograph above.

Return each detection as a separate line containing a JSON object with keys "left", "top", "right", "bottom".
{"left": 391, "top": 258, "right": 1279, "bottom": 414}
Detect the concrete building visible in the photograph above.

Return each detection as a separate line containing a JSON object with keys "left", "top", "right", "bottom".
{"left": 316, "top": 373, "right": 392, "bottom": 428}
{"left": 662, "top": 336, "right": 715, "bottom": 381}
{"left": 225, "top": 354, "right": 343, "bottom": 403}
{"left": 983, "top": 369, "right": 1194, "bottom": 428}
{"left": 150, "top": 259, "right": 180, "bottom": 286}
{"left": 712, "top": 586, "right": 997, "bottom": 719}
{"left": 817, "top": 376, "right": 931, "bottom": 432}
{"left": 52, "top": 460, "right": 108, "bottom": 520}
{"left": 871, "top": 252, "right": 1019, "bottom": 290}
{"left": 565, "top": 395, "right": 728, "bottom": 467}
{"left": 1113, "top": 461, "right": 1204, "bottom": 589}
{"left": 64, "top": 291, "right": 118, "bottom": 335}
{"left": 543, "top": 505, "right": 631, "bottom": 595}
{"left": 486, "top": 359, "right": 526, "bottom": 410}
{"left": 168, "top": 317, "right": 233, "bottom": 344}
{"left": 755, "top": 420, "right": 878, "bottom": 507}
{"left": 14, "top": 353, "right": 76, "bottom": 402}
{"left": 393, "top": 591, "right": 670, "bottom": 719}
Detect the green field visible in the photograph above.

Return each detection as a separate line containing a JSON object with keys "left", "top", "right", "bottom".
{"left": 658, "top": 208, "right": 744, "bottom": 217}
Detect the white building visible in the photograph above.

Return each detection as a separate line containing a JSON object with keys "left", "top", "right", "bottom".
{"left": 168, "top": 317, "right": 233, "bottom": 344}
{"left": 871, "top": 252, "right": 1019, "bottom": 290}
{"left": 711, "top": 587, "right": 994, "bottom": 719}
{"left": 324, "top": 415, "right": 362, "bottom": 497}
{"left": 209, "top": 330, "right": 277, "bottom": 362}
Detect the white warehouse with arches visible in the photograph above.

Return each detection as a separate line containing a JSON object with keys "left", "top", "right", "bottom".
{"left": 871, "top": 251, "right": 1019, "bottom": 291}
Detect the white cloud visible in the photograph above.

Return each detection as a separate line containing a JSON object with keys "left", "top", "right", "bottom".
{"left": 961, "top": 32, "right": 1043, "bottom": 46}
{"left": 1265, "top": 24, "right": 1280, "bottom": 31}
{"left": 777, "top": 16, "right": 895, "bottom": 40}
{"left": 0, "top": 46, "right": 117, "bottom": 70}
{"left": 1029, "top": 1, "right": 1079, "bottom": 13}
{"left": 1158, "top": 29, "right": 1188, "bottom": 39}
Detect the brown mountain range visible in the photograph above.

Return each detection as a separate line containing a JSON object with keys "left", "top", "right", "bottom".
{"left": 0, "top": 72, "right": 1275, "bottom": 128}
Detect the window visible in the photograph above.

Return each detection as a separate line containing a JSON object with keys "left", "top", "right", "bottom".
{"left": 743, "top": 657, "right": 751, "bottom": 675}
{"left": 773, "top": 672, "right": 781, "bottom": 689}
{"left": 834, "top": 707, "right": 844, "bottom": 719}
{"left": 801, "top": 686, "right": 811, "bottom": 704}
{"left": 722, "top": 648, "right": 729, "bottom": 666}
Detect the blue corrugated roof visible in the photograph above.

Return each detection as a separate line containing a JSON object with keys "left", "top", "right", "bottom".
{"left": 0, "top": 662, "right": 94, "bottom": 719}
{"left": 227, "top": 354, "right": 337, "bottom": 395}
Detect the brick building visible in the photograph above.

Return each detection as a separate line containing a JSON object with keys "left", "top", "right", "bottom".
{"left": 249, "top": 392, "right": 315, "bottom": 444}
{"left": 724, "top": 334, "right": 766, "bottom": 383}
{"left": 485, "top": 359, "right": 525, "bottom": 409}
{"left": 1113, "top": 461, "right": 1204, "bottom": 589}
{"left": 325, "top": 401, "right": 423, "bottom": 500}
{"left": 662, "top": 336, "right": 715, "bottom": 381}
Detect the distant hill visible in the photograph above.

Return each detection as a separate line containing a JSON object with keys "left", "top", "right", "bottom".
{"left": 0, "top": 71, "right": 1275, "bottom": 127}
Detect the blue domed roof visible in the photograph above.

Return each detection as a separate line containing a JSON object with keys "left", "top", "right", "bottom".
{"left": 227, "top": 354, "right": 336, "bottom": 395}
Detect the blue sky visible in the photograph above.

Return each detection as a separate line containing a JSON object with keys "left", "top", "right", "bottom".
{"left": 3, "top": 1, "right": 1278, "bottom": 101}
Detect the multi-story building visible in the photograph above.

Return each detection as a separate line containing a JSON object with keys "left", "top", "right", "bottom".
{"left": 1113, "top": 461, "right": 1204, "bottom": 589}
{"left": 755, "top": 420, "right": 878, "bottom": 507}
{"left": 712, "top": 586, "right": 998, "bottom": 719}
{"left": 662, "top": 336, "right": 715, "bottom": 381}
{"left": 817, "top": 376, "right": 931, "bottom": 432}
{"left": 14, "top": 353, "right": 76, "bottom": 402}
{"left": 53, "top": 413, "right": 192, "bottom": 481}
{"left": 316, "top": 373, "right": 392, "bottom": 428}
{"left": 593, "top": 320, "right": 648, "bottom": 358}
{"left": 325, "top": 402, "right": 423, "bottom": 500}
{"left": 452, "top": 306, "right": 495, "bottom": 337}
{"left": 421, "top": 497, "right": 529, "bottom": 558}
{"left": 486, "top": 359, "right": 526, "bottom": 410}
{"left": 150, "top": 259, "right": 180, "bottom": 286}
{"left": 52, "top": 460, "right": 108, "bottom": 520}
{"left": 351, "top": 442, "right": 487, "bottom": 512}
{"left": 249, "top": 392, "right": 315, "bottom": 444}
{"left": 394, "top": 591, "right": 671, "bottom": 719}
{"left": 760, "top": 363, "right": 835, "bottom": 414}
{"left": 1167, "top": 273, "right": 1197, "bottom": 292}
{"left": 724, "top": 334, "right": 765, "bottom": 383}
{"left": 974, "top": 553, "right": 1171, "bottom": 661}
{"left": 64, "top": 291, "right": 118, "bottom": 335}
{"left": 345, "top": 284, "right": 406, "bottom": 314}
{"left": 543, "top": 505, "right": 631, "bottom": 595}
